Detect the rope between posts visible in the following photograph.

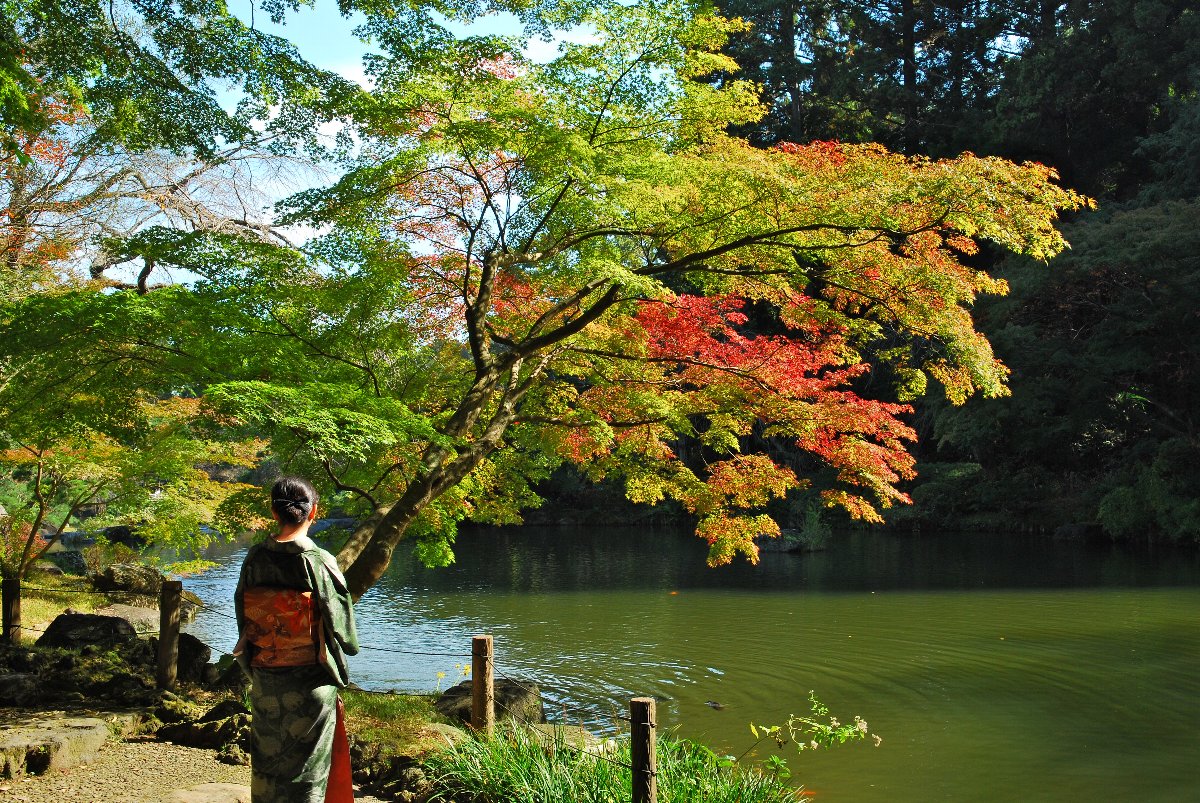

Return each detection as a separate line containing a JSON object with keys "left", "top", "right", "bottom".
{"left": 360, "top": 644, "right": 473, "bottom": 658}
{"left": 193, "top": 602, "right": 238, "bottom": 620}
{"left": 20, "top": 585, "right": 148, "bottom": 595}
{"left": 490, "top": 695, "right": 638, "bottom": 772}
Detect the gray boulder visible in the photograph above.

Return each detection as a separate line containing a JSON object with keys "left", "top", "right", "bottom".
{"left": 44, "top": 549, "right": 88, "bottom": 575}
{"left": 434, "top": 678, "right": 546, "bottom": 726}
{"left": 93, "top": 603, "right": 160, "bottom": 634}
{"left": 141, "top": 631, "right": 212, "bottom": 683}
{"left": 92, "top": 601, "right": 198, "bottom": 634}
{"left": 92, "top": 562, "right": 164, "bottom": 595}
{"left": 179, "top": 633, "right": 212, "bottom": 682}
{"left": 36, "top": 611, "right": 138, "bottom": 649}
{"left": 101, "top": 524, "right": 144, "bottom": 548}
{"left": 529, "top": 723, "right": 617, "bottom": 756}
{"left": 309, "top": 517, "right": 359, "bottom": 535}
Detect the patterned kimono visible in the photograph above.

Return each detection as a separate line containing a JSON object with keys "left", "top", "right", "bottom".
{"left": 235, "top": 535, "right": 359, "bottom": 803}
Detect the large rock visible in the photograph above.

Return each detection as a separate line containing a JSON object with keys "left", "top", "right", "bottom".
{"left": 528, "top": 723, "right": 617, "bottom": 757}
{"left": 433, "top": 678, "right": 546, "bottom": 726}
{"left": 179, "top": 633, "right": 212, "bottom": 682}
{"left": 43, "top": 548, "right": 88, "bottom": 575}
{"left": 35, "top": 611, "right": 138, "bottom": 649}
{"left": 102, "top": 524, "right": 145, "bottom": 548}
{"left": 309, "top": 517, "right": 359, "bottom": 535}
{"left": 92, "top": 562, "right": 164, "bottom": 595}
{"left": 0, "top": 714, "right": 109, "bottom": 778}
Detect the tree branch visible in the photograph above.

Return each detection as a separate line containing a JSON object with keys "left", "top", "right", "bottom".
{"left": 321, "top": 457, "right": 380, "bottom": 509}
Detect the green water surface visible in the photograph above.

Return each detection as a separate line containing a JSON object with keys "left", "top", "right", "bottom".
{"left": 185, "top": 528, "right": 1200, "bottom": 802}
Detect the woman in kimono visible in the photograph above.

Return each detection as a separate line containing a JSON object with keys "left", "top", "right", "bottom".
{"left": 235, "top": 476, "right": 360, "bottom": 803}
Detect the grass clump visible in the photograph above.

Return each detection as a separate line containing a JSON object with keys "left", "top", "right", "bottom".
{"left": 342, "top": 689, "right": 455, "bottom": 758}
{"left": 18, "top": 571, "right": 112, "bottom": 641}
{"left": 424, "top": 723, "right": 802, "bottom": 803}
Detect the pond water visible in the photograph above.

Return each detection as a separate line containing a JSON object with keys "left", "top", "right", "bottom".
{"left": 183, "top": 527, "right": 1200, "bottom": 802}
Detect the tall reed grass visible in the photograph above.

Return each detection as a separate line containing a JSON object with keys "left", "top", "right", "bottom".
{"left": 425, "top": 723, "right": 802, "bottom": 803}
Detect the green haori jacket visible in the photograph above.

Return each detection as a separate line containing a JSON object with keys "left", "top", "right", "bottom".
{"left": 234, "top": 534, "right": 359, "bottom": 687}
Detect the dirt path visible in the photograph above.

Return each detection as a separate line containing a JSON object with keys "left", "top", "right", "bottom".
{"left": 0, "top": 740, "right": 387, "bottom": 803}
{"left": 0, "top": 740, "right": 248, "bottom": 803}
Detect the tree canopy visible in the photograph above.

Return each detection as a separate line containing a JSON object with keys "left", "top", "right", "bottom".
{"left": 1, "top": 0, "right": 1091, "bottom": 592}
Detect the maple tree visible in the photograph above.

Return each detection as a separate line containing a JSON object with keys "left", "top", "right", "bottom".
{"left": 1, "top": 87, "right": 317, "bottom": 301}
{"left": 0, "top": 92, "right": 306, "bottom": 576}
{"left": 0, "top": 288, "right": 264, "bottom": 579}
{"left": 162, "top": 0, "right": 1090, "bottom": 598}
{"left": 0, "top": 13, "right": 330, "bottom": 570}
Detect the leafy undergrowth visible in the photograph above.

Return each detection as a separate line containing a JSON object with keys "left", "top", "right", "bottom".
{"left": 424, "top": 723, "right": 803, "bottom": 803}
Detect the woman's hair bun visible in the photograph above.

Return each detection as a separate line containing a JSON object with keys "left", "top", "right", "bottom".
{"left": 270, "top": 476, "right": 318, "bottom": 526}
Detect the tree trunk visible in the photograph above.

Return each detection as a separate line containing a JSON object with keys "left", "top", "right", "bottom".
{"left": 780, "top": 1, "right": 804, "bottom": 143}
{"left": 338, "top": 475, "right": 438, "bottom": 599}
{"left": 901, "top": 0, "right": 916, "bottom": 84}
{"left": 901, "top": 0, "right": 918, "bottom": 148}
{"left": 341, "top": 519, "right": 408, "bottom": 601}
{"left": 1041, "top": 0, "right": 1058, "bottom": 39}
{"left": 337, "top": 422, "right": 518, "bottom": 598}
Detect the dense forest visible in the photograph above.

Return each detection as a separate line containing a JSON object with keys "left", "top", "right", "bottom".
{"left": 1, "top": 0, "right": 1196, "bottom": 594}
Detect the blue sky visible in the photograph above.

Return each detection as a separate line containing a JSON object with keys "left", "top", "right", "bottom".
{"left": 233, "top": 1, "right": 565, "bottom": 83}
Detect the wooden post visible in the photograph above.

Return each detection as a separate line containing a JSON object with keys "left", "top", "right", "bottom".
{"left": 630, "top": 697, "right": 657, "bottom": 803}
{"left": 2, "top": 577, "right": 20, "bottom": 645}
{"left": 471, "top": 634, "right": 495, "bottom": 737}
{"left": 157, "top": 580, "right": 183, "bottom": 690}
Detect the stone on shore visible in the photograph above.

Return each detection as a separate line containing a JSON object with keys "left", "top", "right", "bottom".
{"left": 157, "top": 700, "right": 250, "bottom": 763}
{"left": 93, "top": 603, "right": 161, "bottom": 634}
{"left": 433, "top": 678, "right": 546, "bottom": 726}
{"left": 0, "top": 674, "right": 41, "bottom": 707}
{"left": 92, "top": 562, "right": 165, "bottom": 595}
{"left": 528, "top": 723, "right": 617, "bottom": 756}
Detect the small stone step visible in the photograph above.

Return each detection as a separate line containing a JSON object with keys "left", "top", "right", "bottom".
{"left": 0, "top": 715, "right": 109, "bottom": 779}
{"left": 161, "top": 782, "right": 388, "bottom": 802}
{"left": 163, "top": 782, "right": 251, "bottom": 803}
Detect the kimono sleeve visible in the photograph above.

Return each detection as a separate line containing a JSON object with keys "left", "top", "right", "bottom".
{"left": 306, "top": 548, "right": 359, "bottom": 686}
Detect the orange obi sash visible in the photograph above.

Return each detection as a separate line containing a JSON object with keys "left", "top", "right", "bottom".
{"left": 240, "top": 587, "right": 322, "bottom": 668}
